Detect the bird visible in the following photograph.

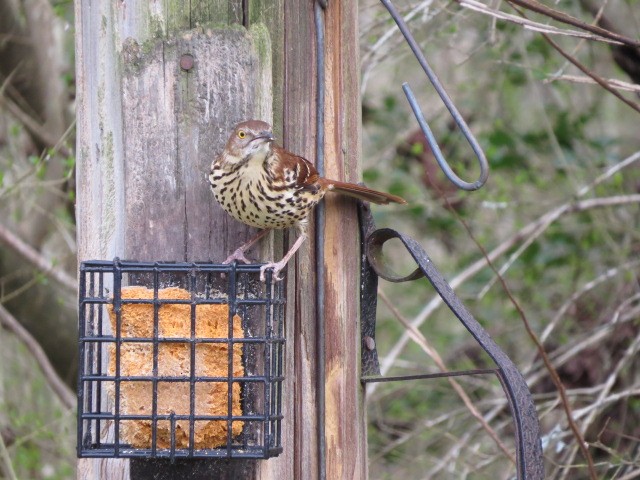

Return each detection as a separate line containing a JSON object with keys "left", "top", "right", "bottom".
{"left": 209, "top": 119, "right": 407, "bottom": 281}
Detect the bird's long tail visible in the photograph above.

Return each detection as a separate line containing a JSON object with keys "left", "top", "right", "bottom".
{"left": 321, "top": 179, "right": 407, "bottom": 205}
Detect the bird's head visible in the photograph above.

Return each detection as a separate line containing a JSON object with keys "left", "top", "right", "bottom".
{"left": 222, "top": 120, "right": 275, "bottom": 164}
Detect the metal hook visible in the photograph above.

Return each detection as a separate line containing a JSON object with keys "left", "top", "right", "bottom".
{"left": 380, "top": 0, "right": 489, "bottom": 191}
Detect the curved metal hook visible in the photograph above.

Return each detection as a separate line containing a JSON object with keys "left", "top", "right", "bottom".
{"left": 380, "top": 0, "right": 489, "bottom": 191}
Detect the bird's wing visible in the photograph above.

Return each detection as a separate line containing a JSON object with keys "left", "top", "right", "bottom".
{"left": 272, "top": 146, "right": 320, "bottom": 190}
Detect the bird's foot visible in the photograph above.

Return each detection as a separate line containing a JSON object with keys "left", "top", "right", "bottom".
{"left": 258, "top": 232, "right": 307, "bottom": 282}
{"left": 222, "top": 248, "right": 253, "bottom": 265}
{"left": 259, "top": 261, "right": 287, "bottom": 282}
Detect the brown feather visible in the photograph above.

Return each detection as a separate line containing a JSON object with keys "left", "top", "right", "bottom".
{"left": 272, "top": 147, "right": 405, "bottom": 204}
{"left": 319, "top": 179, "right": 407, "bottom": 205}
{"left": 272, "top": 146, "right": 320, "bottom": 187}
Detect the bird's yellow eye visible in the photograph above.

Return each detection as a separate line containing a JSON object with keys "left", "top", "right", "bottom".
{"left": 237, "top": 130, "right": 246, "bottom": 139}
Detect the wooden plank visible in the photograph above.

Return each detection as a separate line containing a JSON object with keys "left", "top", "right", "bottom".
{"left": 322, "top": 2, "right": 369, "bottom": 479}
{"left": 75, "top": 1, "right": 274, "bottom": 478}
{"left": 248, "top": 0, "right": 284, "bottom": 135}
{"left": 76, "top": 1, "right": 367, "bottom": 479}
{"left": 243, "top": 4, "right": 296, "bottom": 480}
{"left": 163, "top": 1, "right": 244, "bottom": 34}
{"left": 281, "top": 3, "right": 321, "bottom": 480}
{"left": 119, "top": 28, "right": 272, "bottom": 262}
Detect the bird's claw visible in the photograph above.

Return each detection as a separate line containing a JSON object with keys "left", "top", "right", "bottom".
{"left": 260, "top": 263, "right": 285, "bottom": 282}
{"left": 222, "top": 248, "right": 252, "bottom": 265}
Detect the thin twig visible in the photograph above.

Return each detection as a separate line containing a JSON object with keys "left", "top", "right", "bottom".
{"left": 0, "top": 274, "right": 40, "bottom": 304}
{"left": 443, "top": 202, "right": 599, "bottom": 480}
{"left": 540, "top": 262, "right": 640, "bottom": 345}
{"left": 371, "top": 408, "right": 463, "bottom": 460}
{"left": 0, "top": 303, "right": 75, "bottom": 409}
{"left": 457, "top": 0, "right": 625, "bottom": 44}
{"left": 379, "top": 289, "right": 517, "bottom": 465}
{"left": 618, "top": 469, "right": 640, "bottom": 480}
{"left": 460, "top": 0, "right": 640, "bottom": 113}
{"left": 0, "top": 430, "right": 18, "bottom": 480}
{"left": 540, "top": 32, "right": 640, "bottom": 114}
{"left": 544, "top": 74, "right": 640, "bottom": 93}
{"left": 502, "top": 2, "right": 640, "bottom": 115}
{"left": 558, "top": 327, "right": 640, "bottom": 478}
{"left": 379, "top": 150, "right": 640, "bottom": 380}
{"left": 361, "top": 0, "right": 446, "bottom": 94}
{"left": 0, "top": 78, "right": 74, "bottom": 158}
{"left": 505, "top": 0, "right": 640, "bottom": 47}
{"left": 378, "top": 154, "right": 640, "bottom": 480}
{"left": 580, "top": 334, "right": 640, "bottom": 428}
{"left": 0, "top": 223, "right": 77, "bottom": 292}
{"left": 527, "top": 300, "right": 640, "bottom": 388}
{"left": 380, "top": 192, "right": 640, "bottom": 379}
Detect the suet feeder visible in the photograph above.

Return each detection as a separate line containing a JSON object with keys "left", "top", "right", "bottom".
{"left": 77, "top": 259, "right": 285, "bottom": 460}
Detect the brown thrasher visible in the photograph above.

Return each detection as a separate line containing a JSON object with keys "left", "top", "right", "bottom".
{"left": 209, "top": 120, "right": 406, "bottom": 281}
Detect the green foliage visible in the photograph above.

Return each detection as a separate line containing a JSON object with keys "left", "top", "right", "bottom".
{"left": 1, "top": 335, "right": 75, "bottom": 479}
{"left": 484, "top": 122, "right": 528, "bottom": 170}
{"left": 0, "top": 1, "right": 76, "bottom": 478}
{"left": 361, "top": 0, "right": 640, "bottom": 477}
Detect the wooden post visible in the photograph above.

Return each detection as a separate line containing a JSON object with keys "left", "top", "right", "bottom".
{"left": 321, "top": 5, "right": 368, "bottom": 479}
{"left": 75, "top": 2, "right": 366, "bottom": 479}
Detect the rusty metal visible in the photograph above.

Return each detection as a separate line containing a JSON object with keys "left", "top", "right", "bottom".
{"left": 179, "top": 54, "right": 194, "bottom": 71}
{"left": 359, "top": 205, "right": 544, "bottom": 479}
{"left": 359, "top": 203, "right": 382, "bottom": 377}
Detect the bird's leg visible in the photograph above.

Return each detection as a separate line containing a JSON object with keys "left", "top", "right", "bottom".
{"left": 260, "top": 231, "right": 308, "bottom": 282}
{"left": 223, "top": 229, "right": 271, "bottom": 265}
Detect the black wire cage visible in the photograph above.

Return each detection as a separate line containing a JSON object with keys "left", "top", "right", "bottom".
{"left": 77, "top": 259, "right": 285, "bottom": 460}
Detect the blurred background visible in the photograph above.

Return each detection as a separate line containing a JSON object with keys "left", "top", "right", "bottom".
{"left": 0, "top": 0, "right": 639, "bottom": 478}
{"left": 360, "top": 1, "right": 640, "bottom": 478}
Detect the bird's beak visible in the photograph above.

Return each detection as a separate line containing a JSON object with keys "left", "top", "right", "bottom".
{"left": 253, "top": 131, "right": 275, "bottom": 143}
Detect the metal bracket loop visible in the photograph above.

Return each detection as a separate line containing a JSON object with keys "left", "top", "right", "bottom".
{"left": 365, "top": 226, "right": 424, "bottom": 283}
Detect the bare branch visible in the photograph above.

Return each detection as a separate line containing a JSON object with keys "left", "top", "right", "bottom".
{"left": 543, "top": 74, "right": 640, "bottom": 93}
{"left": 618, "top": 469, "right": 640, "bottom": 480}
{"left": 558, "top": 325, "right": 640, "bottom": 478}
{"left": 378, "top": 289, "right": 517, "bottom": 465}
{"left": 506, "top": 0, "right": 640, "bottom": 47}
{"left": 0, "top": 436, "right": 18, "bottom": 480}
{"left": 0, "top": 91, "right": 74, "bottom": 159}
{"left": 540, "top": 32, "right": 640, "bottom": 115}
{"left": 378, "top": 151, "right": 640, "bottom": 381}
{"left": 0, "top": 223, "right": 77, "bottom": 292}
{"left": 540, "top": 263, "right": 640, "bottom": 346}
{"left": 380, "top": 194, "right": 640, "bottom": 378}
{"left": 457, "top": 0, "right": 625, "bottom": 44}
{"left": 0, "top": 303, "right": 75, "bottom": 409}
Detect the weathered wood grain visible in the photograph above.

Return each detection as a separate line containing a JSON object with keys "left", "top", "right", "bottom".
{"left": 76, "top": 1, "right": 367, "bottom": 479}
{"left": 76, "top": 5, "right": 272, "bottom": 264}
{"left": 282, "top": 3, "right": 321, "bottom": 479}
{"left": 76, "top": 2, "right": 273, "bottom": 478}
{"left": 119, "top": 28, "right": 272, "bottom": 262}
{"left": 322, "top": 2, "right": 368, "bottom": 479}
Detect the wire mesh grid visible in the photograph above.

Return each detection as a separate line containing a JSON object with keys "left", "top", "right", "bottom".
{"left": 77, "top": 259, "right": 285, "bottom": 460}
